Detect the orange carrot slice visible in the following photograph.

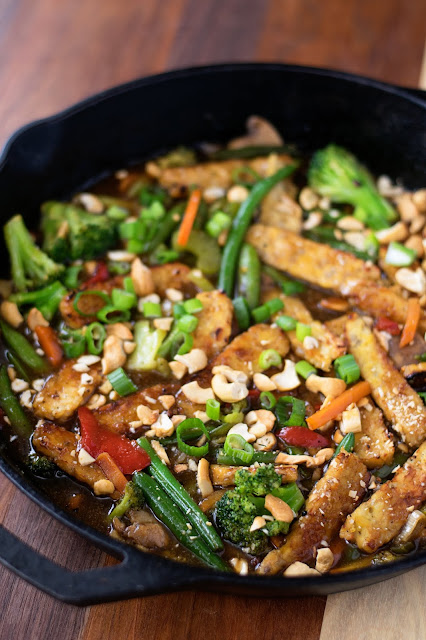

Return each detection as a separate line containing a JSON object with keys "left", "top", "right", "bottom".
{"left": 176, "top": 188, "right": 202, "bottom": 247}
{"left": 306, "top": 381, "right": 371, "bottom": 430}
{"left": 400, "top": 297, "right": 421, "bottom": 348}
{"left": 34, "top": 325, "right": 63, "bottom": 367}
{"left": 96, "top": 451, "right": 127, "bottom": 494}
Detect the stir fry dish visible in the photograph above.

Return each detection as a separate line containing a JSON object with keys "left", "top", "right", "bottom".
{"left": 2, "top": 116, "right": 426, "bottom": 577}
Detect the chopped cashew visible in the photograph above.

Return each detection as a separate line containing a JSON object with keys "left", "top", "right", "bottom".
{"left": 151, "top": 439, "right": 170, "bottom": 465}
{"left": 306, "top": 374, "right": 346, "bottom": 398}
{"left": 340, "top": 405, "right": 362, "bottom": 434}
{"left": 212, "top": 365, "right": 249, "bottom": 384}
{"left": 27, "top": 307, "right": 48, "bottom": 331}
{"left": 78, "top": 448, "right": 96, "bottom": 466}
{"left": 131, "top": 258, "right": 155, "bottom": 296}
{"left": 227, "top": 423, "right": 256, "bottom": 443}
{"left": 264, "top": 494, "right": 294, "bottom": 523}
{"left": 101, "top": 335, "right": 127, "bottom": 374}
{"left": 171, "top": 415, "right": 186, "bottom": 427}
{"left": 197, "top": 458, "right": 214, "bottom": 498}
{"left": 250, "top": 516, "right": 267, "bottom": 532}
{"left": 395, "top": 268, "right": 426, "bottom": 295}
{"left": 169, "top": 361, "right": 187, "bottom": 379}
{"left": 175, "top": 348, "right": 208, "bottom": 374}
{"left": 211, "top": 374, "right": 248, "bottom": 403}
{"left": 75, "top": 192, "right": 104, "bottom": 213}
{"left": 165, "top": 287, "right": 183, "bottom": 302}
{"left": 150, "top": 413, "right": 174, "bottom": 438}
{"left": 93, "top": 479, "right": 115, "bottom": 495}
{"left": 303, "top": 336, "right": 319, "bottom": 350}
{"left": 271, "top": 360, "right": 300, "bottom": 391}
{"left": 77, "top": 354, "right": 101, "bottom": 366}
{"left": 275, "top": 448, "right": 334, "bottom": 467}
{"left": 158, "top": 395, "right": 175, "bottom": 410}
{"left": 181, "top": 381, "right": 215, "bottom": 404}
{"left": 375, "top": 221, "right": 408, "bottom": 244}
{"left": 315, "top": 547, "right": 334, "bottom": 573}
{"left": 229, "top": 557, "right": 249, "bottom": 575}
{"left": 11, "top": 378, "right": 29, "bottom": 392}
{"left": 245, "top": 410, "right": 275, "bottom": 432}
{"left": 136, "top": 404, "right": 159, "bottom": 425}
{"left": 106, "top": 322, "right": 133, "bottom": 341}
{"left": 253, "top": 372, "right": 277, "bottom": 391}
{"left": 227, "top": 185, "right": 249, "bottom": 203}
{"left": 299, "top": 187, "right": 319, "bottom": 211}
{"left": 153, "top": 317, "right": 174, "bottom": 331}
{"left": 397, "top": 193, "right": 419, "bottom": 222}
{"left": 284, "top": 562, "right": 321, "bottom": 577}
{"left": 254, "top": 433, "right": 277, "bottom": 451}
{"left": 0, "top": 301, "right": 24, "bottom": 328}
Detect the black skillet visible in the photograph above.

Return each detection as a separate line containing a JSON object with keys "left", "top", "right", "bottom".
{"left": 0, "top": 63, "right": 425, "bottom": 605}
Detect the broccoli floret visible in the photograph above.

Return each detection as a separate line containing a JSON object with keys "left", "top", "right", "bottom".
{"left": 308, "top": 144, "right": 397, "bottom": 231}
{"left": 265, "top": 519, "right": 290, "bottom": 537}
{"left": 234, "top": 464, "right": 282, "bottom": 496}
{"left": 26, "top": 453, "right": 56, "bottom": 478}
{"left": 4, "top": 215, "right": 65, "bottom": 292}
{"left": 41, "top": 202, "right": 117, "bottom": 262}
{"left": 108, "top": 480, "right": 145, "bottom": 521}
{"left": 215, "top": 489, "right": 268, "bottom": 555}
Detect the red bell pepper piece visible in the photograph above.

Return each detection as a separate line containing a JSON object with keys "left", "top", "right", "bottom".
{"left": 375, "top": 316, "right": 400, "bottom": 335}
{"left": 277, "top": 426, "right": 330, "bottom": 449}
{"left": 85, "top": 262, "right": 109, "bottom": 287}
{"left": 78, "top": 407, "right": 150, "bottom": 474}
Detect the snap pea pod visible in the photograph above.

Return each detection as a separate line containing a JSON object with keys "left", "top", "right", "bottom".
{"left": 218, "top": 163, "right": 299, "bottom": 297}
{"left": 137, "top": 437, "right": 223, "bottom": 552}
{"left": 0, "top": 365, "right": 32, "bottom": 436}
{"left": 333, "top": 432, "right": 355, "bottom": 458}
{"left": 216, "top": 450, "right": 278, "bottom": 466}
{"left": 6, "top": 350, "right": 30, "bottom": 382}
{"left": 134, "top": 472, "right": 228, "bottom": 572}
{"left": 237, "top": 244, "right": 261, "bottom": 310}
{"left": 0, "top": 319, "right": 48, "bottom": 374}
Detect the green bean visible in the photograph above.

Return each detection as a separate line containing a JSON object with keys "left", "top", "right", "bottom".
{"left": 216, "top": 450, "right": 278, "bottom": 466}
{"left": 0, "top": 319, "right": 48, "bottom": 374}
{"left": 218, "top": 163, "right": 299, "bottom": 297}
{"left": 333, "top": 433, "right": 355, "bottom": 458}
{"left": 0, "top": 365, "right": 32, "bottom": 436}
{"left": 137, "top": 437, "right": 223, "bottom": 551}
{"left": 237, "top": 244, "right": 261, "bottom": 310}
{"left": 134, "top": 472, "right": 228, "bottom": 571}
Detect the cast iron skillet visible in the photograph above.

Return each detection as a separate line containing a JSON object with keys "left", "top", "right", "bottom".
{"left": 0, "top": 63, "right": 425, "bottom": 605}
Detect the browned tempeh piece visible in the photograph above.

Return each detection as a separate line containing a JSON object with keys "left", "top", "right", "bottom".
{"left": 210, "top": 464, "right": 298, "bottom": 487}
{"left": 346, "top": 314, "right": 426, "bottom": 449}
{"left": 32, "top": 360, "right": 102, "bottom": 422}
{"left": 246, "top": 224, "right": 380, "bottom": 292}
{"left": 150, "top": 262, "right": 197, "bottom": 298}
{"left": 32, "top": 422, "right": 117, "bottom": 494}
{"left": 192, "top": 290, "right": 233, "bottom": 359}
{"left": 354, "top": 405, "right": 395, "bottom": 469}
{"left": 257, "top": 452, "right": 369, "bottom": 575}
{"left": 212, "top": 323, "right": 290, "bottom": 375}
{"left": 259, "top": 183, "right": 302, "bottom": 233}
{"left": 341, "top": 440, "right": 426, "bottom": 552}
{"left": 153, "top": 154, "right": 293, "bottom": 195}
{"left": 59, "top": 276, "right": 124, "bottom": 329}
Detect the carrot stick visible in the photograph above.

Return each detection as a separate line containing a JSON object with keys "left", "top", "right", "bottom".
{"left": 96, "top": 452, "right": 128, "bottom": 494}
{"left": 400, "top": 297, "right": 421, "bottom": 348}
{"left": 306, "top": 381, "right": 371, "bottom": 430}
{"left": 176, "top": 188, "right": 202, "bottom": 247}
{"left": 34, "top": 325, "right": 63, "bottom": 367}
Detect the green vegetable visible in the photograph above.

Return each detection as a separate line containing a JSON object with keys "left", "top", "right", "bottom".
{"left": 143, "top": 204, "right": 184, "bottom": 254}
{"left": 296, "top": 322, "right": 311, "bottom": 342}
{"left": 137, "top": 437, "right": 223, "bottom": 552}
{"left": 333, "top": 432, "right": 355, "bottom": 458}
{"left": 0, "top": 319, "right": 48, "bottom": 375}
{"left": 108, "top": 480, "right": 144, "bottom": 521}
{"left": 263, "top": 265, "right": 306, "bottom": 295}
{"left": 304, "top": 226, "right": 378, "bottom": 261}
{"left": 265, "top": 298, "right": 284, "bottom": 314}
{"left": 134, "top": 472, "right": 228, "bottom": 571}
{"left": 206, "top": 398, "right": 221, "bottom": 421}
{"left": 96, "top": 306, "right": 131, "bottom": 324}
{"left": 334, "top": 354, "right": 360, "bottom": 384}
{"left": 237, "top": 244, "right": 261, "bottom": 309}
{"left": 10, "top": 280, "right": 67, "bottom": 321}
{"left": 62, "top": 265, "right": 84, "bottom": 289}
{"left": 26, "top": 453, "right": 56, "bottom": 478}
{"left": 235, "top": 465, "right": 281, "bottom": 496}
{"left": 172, "top": 229, "right": 221, "bottom": 275}
{"left": 183, "top": 298, "right": 204, "bottom": 314}
{"left": 206, "top": 211, "right": 231, "bottom": 238}
{"left": 177, "top": 314, "right": 198, "bottom": 333}
{"left": 260, "top": 390, "right": 276, "bottom": 410}
{"left": 276, "top": 315, "right": 297, "bottom": 331}
{"left": 187, "top": 270, "right": 214, "bottom": 292}
{"left": 59, "top": 325, "right": 86, "bottom": 358}
{"left": 223, "top": 433, "right": 254, "bottom": 465}
{"left": 127, "top": 321, "right": 167, "bottom": 371}
{"left": 41, "top": 202, "right": 117, "bottom": 262}
{"left": 4, "top": 215, "right": 65, "bottom": 292}
{"left": 0, "top": 365, "right": 32, "bottom": 436}
{"left": 385, "top": 241, "right": 417, "bottom": 267}
{"left": 308, "top": 144, "right": 397, "bottom": 230}
{"left": 232, "top": 297, "right": 251, "bottom": 330}
{"left": 295, "top": 360, "right": 317, "bottom": 379}
{"left": 142, "top": 301, "right": 162, "bottom": 318}
{"left": 85, "top": 322, "right": 106, "bottom": 355}
{"left": 111, "top": 288, "right": 137, "bottom": 310}
{"left": 251, "top": 304, "right": 270, "bottom": 324}
{"left": 375, "top": 451, "right": 410, "bottom": 479}
{"left": 6, "top": 350, "right": 30, "bottom": 382}
{"left": 177, "top": 332, "right": 193, "bottom": 355}
{"left": 216, "top": 450, "right": 278, "bottom": 465}
{"left": 107, "top": 367, "right": 138, "bottom": 396}
{"left": 218, "top": 163, "right": 299, "bottom": 297}
{"left": 275, "top": 396, "right": 306, "bottom": 427}
{"left": 215, "top": 489, "right": 268, "bottom": 555}
{"left": 176, "top": 418, "right": 210, "bottom": 457}
{"left": 259, "top": 349, "right": 282, "bottom": 370}
{"left": 73, "top": 290, "right": 110, "bottom": 317}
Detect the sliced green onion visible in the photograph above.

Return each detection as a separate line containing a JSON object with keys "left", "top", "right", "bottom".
{"left": 143, "top": 301, "right": 162, "bottom": 318}
{"left": 176, "top": 418, "right": 210, "bottom": 457}
{"left": 73, "top": 290, "right": 110, "bottom": 317}
{"left": 251, "top": 304, "right": 270, "bottom": 324}
{"left": 295, "top": 360, "right": 317, "bottom": 379}
{"left": 258, "top": 349, "right": 282, "bottom": 370}
{"left": 123, "top": 277, "right": 135, "bottom": 293}
{"left": 96, "top": 306, "right": 131, "bottom": 324}
{"left": 177, "top": 314, "right": 198, "bottom": 333}
{"left": 107, "top": 367, "right": 138, "bottom": 396}
{"left": 85, "top": 322, "right": 106, "bottom": 355}
{"left": 260, "top": 390, "right": 276, "bottom": 410}
{"left": 265, "top": 298, "right": 284, "bottom": 315}
{"left": 151, "top": 248, "right": 180, "bottom": 264}
{"left": 173, "top": 302, "right": 186, "bottom": 319}
{"left": 183, "top": 298, "right": 203, "bottom": 314}
{"left": 385, "top": 241, "right": 417, "bottom": 267}
{"left": 106, "top": 205, "right": 128, "bottom": 221}
{"left": 206, "top": 398, "right": 221, "bottom": 421}
{"left": 419, "top": 391, "right": 426, "bottom": 404}
{"left": 111, "top": 288, "right": 137, "bottom": 310}
{"left": 63, "top": 265, "right": 83, "bottom": 289}
{"left": 276, "top": 315, "right": 297, "bottom": 331}
{"left": 275, "top": 396, "right": 306, "bottom": 427}
{"left": 61, "top": 329, "right": 86, "bottom": 358}
{"left": 271, "top": 482, "right": 305, "bottom": 513}
{"left": 233, "top": 296, "right": 251, "bottom": 330}
{"left": 119, "top": 219, "right": 145, "bottom": 240}
{"left": 334, "top": 354, "right": 360, "bottom": 384}
{"left": 333, "top": 432, "right": 355, "bottom": 458}
{"left": 296, "top": 322, "right": 311, "bottom": 342}
{"left": 223, "top": 433, "right": 254, "bottom": 465}
{"left": 206, "top": 211, "right": 231, "bottom": 238}
{"left": 108, "top": 261, "right": 131, "bottom": 275}
{"left": 127, "top": 239, "right": 145, "bottom": 254}
{"left": 177, "top": 332, "right": 193, "bottom": 355}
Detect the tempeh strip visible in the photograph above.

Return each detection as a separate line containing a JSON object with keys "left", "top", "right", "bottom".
{"left": 354, "top": 405, "right": 394, "bottom": 469}
{"left": 258, "top": 451, "right": 369, "bottom": 575}
{"left": 346, "top": 314, "right": 426, "bottom": 449}
{"left": 341, "top": 440, "right": 426, "bottom": 552}
{"left": 210, "top": 464, "right": 298, "bottom": 487}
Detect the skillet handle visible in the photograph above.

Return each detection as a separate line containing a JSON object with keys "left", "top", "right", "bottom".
{"left": 0, "top": 523, "right": 194, "bottom": 605}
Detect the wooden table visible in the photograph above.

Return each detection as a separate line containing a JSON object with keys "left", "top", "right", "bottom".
{"left": 0, "top": 1, "right": 425, "bottom": 638}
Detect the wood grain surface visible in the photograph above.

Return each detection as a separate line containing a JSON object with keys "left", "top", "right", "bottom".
{"left": 0, "top": 1, "right": 425, "bottom": 639}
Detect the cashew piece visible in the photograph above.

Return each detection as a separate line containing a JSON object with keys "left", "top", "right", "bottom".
{"left": 212, "top": 365, "right": 249, "bottom": 384}
{"left": 101, "top": 335, "right": 127, "bottom": 374}
{"left": 227, "top": 423, "right": 256, "bottom": 443}
{"left": 197, "top": 458, "right": 214, "bottom": 498}
{"left": 271, "top": 360, "right": 300, "bottom": 391}
{"left": 253, "top": 372, "right": 277, "bottom": 391}
{"left": 106, "top": 322, "right": 133, "bottom": 341}
{"left": 264, "top": 494, "right": 294, "bottom": 523}
{"left": 131, "top": 258, "right": 155, "bottom": 296}
{"left": 0, "top": 301, "right": 23, "bottom": 328}
{"left": 175, "top": 348, "right": 208, "bottom": 374}
{"left": 315, "top": 548, "right": 334, "bottom": 573}
{"left": 181, "top": 381, "right": 215, "bottom": 404}
{"left": 306, "top": 374, "right": 346, "bottom": 398}
{"left": 245, "top": 410, "right": 275, "bottom": 432}
{"left": 211, "top": 373, "right": 248, "bottom": 403}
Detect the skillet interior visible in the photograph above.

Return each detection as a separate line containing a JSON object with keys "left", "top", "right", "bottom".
{"left": 0, "top": 63, "right": 425, "bottom": 603}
